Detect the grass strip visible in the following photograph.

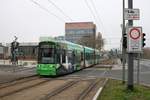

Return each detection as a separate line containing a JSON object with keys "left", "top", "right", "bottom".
{"left": 98, "top": 79, "right": 150, "bottom": 100}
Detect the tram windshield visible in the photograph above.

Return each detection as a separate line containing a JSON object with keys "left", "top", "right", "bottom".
{"left": 38, "top": 44, "right": 56, "bottom": 64}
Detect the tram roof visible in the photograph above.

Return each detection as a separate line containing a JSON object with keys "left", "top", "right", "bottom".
{"left": 59, "top": 40, "right": 83, "bottom": 51}
{"left": 39, "top": 37, "right": 99, "bottom": 52}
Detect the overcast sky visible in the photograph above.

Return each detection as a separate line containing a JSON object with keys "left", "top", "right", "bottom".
{"left": 0, "top": 0, "right": 149, "bottom": 50}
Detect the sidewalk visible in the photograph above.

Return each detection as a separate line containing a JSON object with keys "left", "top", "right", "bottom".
{"left": 112, "top": 59, "right": 128, "bottom": 70}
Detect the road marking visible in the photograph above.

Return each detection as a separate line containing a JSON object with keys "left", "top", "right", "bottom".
{"left": 92, "top": 87, "right": 102, "bottom": 100}
{"left": 92, "top": 78, "right": 108, "bottom": 100}
{"left": 100, "top": 70, "right": 109, "bottom": 77}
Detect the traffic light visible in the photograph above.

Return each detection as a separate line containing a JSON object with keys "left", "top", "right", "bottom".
{"left": 123, "top": 34, "right": 127, "bottom": 48}
{"left": 142, "top": 33, "right": 146, "bottom": 47}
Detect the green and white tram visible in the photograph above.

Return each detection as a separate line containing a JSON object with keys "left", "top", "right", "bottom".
{"left": 37, "top": 38, "right": 100, "bottom": 76}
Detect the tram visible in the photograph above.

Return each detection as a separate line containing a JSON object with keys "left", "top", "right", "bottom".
{"left": 36, "top": 38, "right": 101, "bottom": 76}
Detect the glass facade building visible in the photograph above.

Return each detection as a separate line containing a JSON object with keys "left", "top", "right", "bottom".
{"left": 65, "top": 22, "right": 96, "bottom": 44}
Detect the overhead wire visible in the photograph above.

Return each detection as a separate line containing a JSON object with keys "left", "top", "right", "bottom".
{"left": 84, "top": 0, "right": 98, "bottom": 22}
{"left": 84, "top": 0, "right": 101, "bottom": 31}
{"left": 47, "top": 0, "right": 73, "bottom": 21}
{"left": 89, "top": 0, "right": 106, "bottom": 34}
{"left": 30, "top": 0, "right": 65, "bottom": 22}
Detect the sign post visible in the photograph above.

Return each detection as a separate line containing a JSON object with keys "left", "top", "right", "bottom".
{"left": 125, "top": 0, "right": 142, "bottom": 91}
{"left": 127, "top": 0, "right": 134, "bottom": 90}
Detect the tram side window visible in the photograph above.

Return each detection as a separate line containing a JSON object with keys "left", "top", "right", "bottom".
{"left": 85, "top": 53, "right": 87, "bottom": 60}
{"left": 72, "top": 51, "right": 75, "bottom": 64}
{"left": 91, "top": 53, "right": 93, "bottom": 60}
{"left": 92, "top": 53, "right": 94, "bottom": 60}
{"left": 62, "top": 50, "right": 66, "bottom": 63}
{"left": 81, "top": 52, "right": 83, "bottom": 61}
{"left": 89, "top": 53, "right": 91, "bottom": 60}
{"left": 77, "top": 52, "right": 81, "bottom": 63}
{"left": 67, "top": 50, "right": 72, "bottom": 63}
{"left": 56, "top": 49, "right": 61, "bottom": 63}
{"left": 85, "top": 53, "right": 90, "bottom": 60}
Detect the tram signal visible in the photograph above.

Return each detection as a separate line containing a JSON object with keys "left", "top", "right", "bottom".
{"left": 11, "top": 36, "right": 19, "bottom": 65}
{"left": 123, "top": 34, "right": 127, "bottom": 48}
{"left": 11, "top": 41, "right": 19, "bottom": 49}
{"left": 142, "top": 33, "right": 146, "bottom": 47}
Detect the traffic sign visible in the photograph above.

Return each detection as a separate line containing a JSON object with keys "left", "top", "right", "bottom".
{"left": 129, "top": 28, "right": 140, "bottom": 40}
{"left": 127, "top": 27, "right": 142, "bottom": 53}
{"left": 125, "top": 9, "right": 140, "bottom": 20}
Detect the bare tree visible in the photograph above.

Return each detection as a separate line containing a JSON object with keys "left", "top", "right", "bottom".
{"left": 95, "top": 32, "right": 104, "bottom": 50}
{"left": 77, "top": 35, "right": 94, "bottom": 48}
{"left": 77, "top": 32, "right": 104, "bottom": 50}
{"left": 143, "top": 48, "right": 150, "bottom": 59}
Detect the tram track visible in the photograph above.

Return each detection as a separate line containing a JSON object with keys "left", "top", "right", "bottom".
{"left": 41, "top": 78, "right": 104, "bottom": 100}
{"left": 77, "top": 79, "right": 101, "bottom": 100}
{"left": 0, "top": 78, "right": 75, "bottom": 100}
{"left": 0, "top": 65, "right": 108, "bottom": 100}
{"left": 40, "top": 80, "right": 79, "bottom": 100}
{"left": 0, "top": 77, "right": 51, "bottom": 98}
{"left": 0, "top": 76, "right": 39, "bottom": 89}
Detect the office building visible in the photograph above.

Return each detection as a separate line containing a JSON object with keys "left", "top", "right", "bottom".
{"left": 65, "top": 22, "right": 96, "bottom": 47}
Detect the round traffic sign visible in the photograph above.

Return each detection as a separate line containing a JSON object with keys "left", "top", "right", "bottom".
{"left": 129, "top": 28, "right": 141, "bottom": 40}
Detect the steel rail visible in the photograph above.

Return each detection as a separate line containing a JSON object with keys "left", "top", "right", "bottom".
{"left": 77, "top": 79, "right": 101, "bottom": 100}
{"left": 41, "top": 80, "right": 79, "bottom": 100}
{"left": 0, "top": 79, "right": 52, "bottom": 98}
{"left": 0, "top": 75, "right": 38, "bottom": 87}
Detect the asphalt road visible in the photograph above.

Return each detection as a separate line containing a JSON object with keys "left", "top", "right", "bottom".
{"left": 64, "top": 65, "right": 112, "bottom": 79}
{"left": 0, "top": 59, "right": 150, "bottom": 86}
{"left": 109, "top": 59, "right": 150, "bottom": 86}
{"left": 66, "top": 59, "right": 150, "bottom": 86}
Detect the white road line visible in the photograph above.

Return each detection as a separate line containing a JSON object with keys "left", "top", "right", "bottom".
{"left": 101, "top": 70, "right": 108, "bottom": 77}
{"left": 92, "top": 78, "right": 108, "bottom": 100}
{"left": 92, "top": 87, "right": 102, "bottom": 100}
